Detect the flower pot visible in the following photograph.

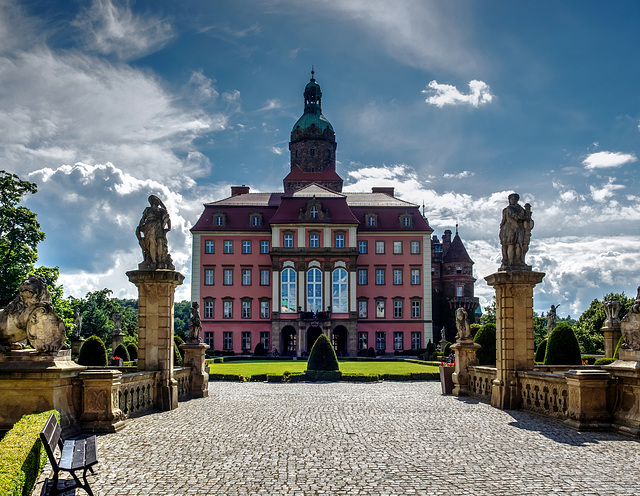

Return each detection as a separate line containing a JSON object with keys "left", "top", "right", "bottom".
{"left": 439, "top": 365, "right": 454, "bottom": 395}
{"left": 109, "top": 358, "right": 123, "bottom": 367}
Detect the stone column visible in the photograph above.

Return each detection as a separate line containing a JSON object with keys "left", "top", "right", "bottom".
{"left": 70, "top": 335, "right": 85, "bottom": 356}
{"left": 180, "top": 342, "right": 210, "bottom": 398}
{"left": 79, "top": 369, "right": 125, "bottom": 432}
{"left": 564, "top": 369, "right": 611, "bottom": 431}
{"left": 485, "top": 270, "right": 545, "bottom": 410}
{"left": 601, "top": 322, "right": 622, "bottom": 359}
{"left": 451, "top": 340, "right": 482, "bottom": 397}
{"left": 111, "top": 331, "right": 124, "bottom": 353}
{"left": 127, "top": 269, "right": 184, "bottom": 411}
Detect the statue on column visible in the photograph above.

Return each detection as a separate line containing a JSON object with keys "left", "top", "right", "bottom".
{"left": 188, "top": 302, "right": 202, "bottom": 343}
{"left": 136, "top": 195, "right": 175, "bottom": 270}
{"left": 546, "top": 304, "right": 559, "bottom": 335}
{"left": 499, "top": 193, "right": 534, "bottom": 270}
{"left": 621, "top": 286, "right": 640, "bottom": 351}
{"left": 455, "top": 307, "right": 473, "bottom": 341}
{"left": 73, "top": 308, "right": 83, "bottom": 338}
{"left": 603, "top": 298, "right": 622, "bottom": 325}
{"left": 112, "top": 312, "right": 122, "bottom": 334}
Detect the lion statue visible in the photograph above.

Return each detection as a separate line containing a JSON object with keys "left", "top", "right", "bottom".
{"left": 0, "top": 275, "right": 67, "bottom": 353}
{"left": 455, "top": 307, "right": 473, "bottom": 342}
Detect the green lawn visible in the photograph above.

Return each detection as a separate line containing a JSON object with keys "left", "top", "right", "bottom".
{"left": 206, "top": 359, "right": 439, "bottom": 377}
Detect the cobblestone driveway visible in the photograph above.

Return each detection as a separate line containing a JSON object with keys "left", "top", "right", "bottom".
{"left": 42, "top": 382, "right": 640, "bottom": 495}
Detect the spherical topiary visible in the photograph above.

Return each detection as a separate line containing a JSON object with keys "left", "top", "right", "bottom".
{"left": 474, "top": 323, "right": 496, "bottom": 366}
{"left": 78, "top": 335, "right": 108, "bottom": 366}
{"left": 543, "top": 323, "right": 582, "bottom": 365}
{"left": 535, "top": 339, "right": 548, "bottom": 363}
{"left": 126, "top": 342, "right": 138, "bottom": 360}
{"left": 114, "top": 343, "right": 130, "bottom": 362}
{"left": 307, "top": 333, "right": 339, "bottom": 371}
{"left": 614, "top": 335, "right": 624, "bottom": 359}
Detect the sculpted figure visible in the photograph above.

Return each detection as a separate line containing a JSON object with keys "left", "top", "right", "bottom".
{"left": 188, "top": 302, "right": 202, "bottom": 343}
{"left": 112, "top": 312, "right": 122, "bottom": 333}
{"left": 455, "top": 307, "right": 473, "bottom": 341}
{"left": 73, "top": 308, "right": 83, "bottom": 337}
{"left": 499, "top": 193, "right": 534, "bottom": 270}
{"left": 136, "top": 195, "right": 174, "bottom": 270}
{"left": 621, "top": 286, "right": 640, "bottom": 351}
{"left": 603, "top": 298, "right": 622, "bottom": 325}
{"left": 547, "top": 304, "right": 559, "bottom": 335}
{"left": 0, "top": 275, "right": 66, "bottom": 353}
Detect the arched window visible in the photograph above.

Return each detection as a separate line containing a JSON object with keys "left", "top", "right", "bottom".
{"left": 332, "top": 268, "right": 348, "bottom": 313}
{"left": 281, "top": 268, "right": 297, "bottom": 313}
{"left": 310, "top": 205, "right": 318, "bottom": 219}
{"left": 306, "top": 268, "right": 322, "bottom": 313}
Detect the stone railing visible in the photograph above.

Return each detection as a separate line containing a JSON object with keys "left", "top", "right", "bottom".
{"left": 518, "top": 370, "right": 569, "bottom": 419}
{"left": 118, "top": 371, "right": 158, "bottom": 418}
{"left": 174, "top": 367, "right": 192, "bottom": 401}
{"left": 469, "top": 366, "right": 496, "bottom": 402}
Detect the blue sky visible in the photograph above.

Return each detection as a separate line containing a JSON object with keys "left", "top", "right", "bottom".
{"left": 2, "top": 0, "right": 640, "bottom": 317}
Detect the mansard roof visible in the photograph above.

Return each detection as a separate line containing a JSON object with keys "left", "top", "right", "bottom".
{"left": 270, "top": 196, "right": 358, "bottom": 225}
{"left": 443, "top": 234, "right": 474, "bottom": 264}
{"left": 283, "top": 166, "right": 343, "bottom": 184}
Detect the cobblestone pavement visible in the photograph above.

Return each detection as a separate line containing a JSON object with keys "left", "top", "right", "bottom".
{"left": 38, "top": 382, "right": 640, "bottom": 495}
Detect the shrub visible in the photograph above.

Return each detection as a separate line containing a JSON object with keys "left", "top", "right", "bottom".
{"left": 367, "top": 347, "right": 376, "bottom": 358}
{"left": 443, "top": 342, "right": 452, "bottom": 357}
{"left": 410, "top": 372, "right": 440, "bottom": 381}
{"left": 426, "top": 340, "right": 436, "bottom": 355}
{"left": 266, "top": 374, "right": 284, "bottom": 383}
{"left": 341, "top": 373, "right": 379, "bottom": 382}
{"left": 470, "top": 324, "right": 481, "bottom": 338}
{"left": 535, "top": 339, "right": 548, "bottom": 363}
{"left": 614, "top": 335, "right": 624, "bottom": 359}
{"left": 581, "top": 355, "right": 596, "bottom": 365}
{"left": 213, "top": 358, "right": 223, "bottom": 364}
{"left": 594, "top": 358, "right": 616, "bottom": 366}
{"left": 126, "top": 342, "right": 138, "bottom": 360}
{"left": 78, "top": 335, "right": 108, "bottom": 366}
{"left": 474, "top": 323, "right": 496, "bottom": 366}
{"left": 249, "top": 374, "right": 267, "bottom": 382}
{"left": 174, "top": 336, "right": 185, "bottom": 361}
{"left": 306, "top": 370, "right": 342, "bottom": 382}
{"left": 113, "top": 343, "right": 130, "bottom": 362}
{"left": 253, "top": 342, "right": 266, "bottom": 357}
{"left": 0, "top": 410, "right": 57, "bottom": 496}
{"left": 173, "top": 343, "right": 183, "bottom": 366}
{"left": 544, "top": 323, "right": 582, "bottom": 365}
{"left": 209, "top": 373, "right": 243, "bottom": 381}
{"left": 307, "top": 334, "right": 339, "bottom": 372}
{"left": 380, "top": 373, "right": 411, "bottom": 381}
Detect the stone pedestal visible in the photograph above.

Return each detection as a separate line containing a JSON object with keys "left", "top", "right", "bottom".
{"left": 564, "top": 369, "right": 611, "bottom": 431}
{"left": 0, "top": 349, "right": 85, "bottom": 431}
{"left": 70, "top": 336, "right": 85, "bottom": 356}
{"left": 111, "top": 331, "right": 125, "bottom": 354}
{"left": 451, "top": 340, "right": 482, "bottom": 397}
{"left": 601, "top": 323, "right": 622, "bottom": 359}
{"left": 127, "top": 269, "right": 184, "bottom": 411}
{"left": 485, "top": 269, "right": 545, "bottom": 410}
{"left": 79, "top": 369, "right": 125, "bottom": 432}
{"left": 180, "top": 342, "right": 210, "bottom": 398}
{"left": 603, "top": 352, "right": 640, "bottom": 436}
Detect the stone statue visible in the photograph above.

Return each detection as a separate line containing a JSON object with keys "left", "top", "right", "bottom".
{"left": 620, "top": 286, "right": 640, "bottom": 351}
{"left": 547, "top": 304, "right": 559, "bottom": 335}
{"left": 499, "top": 193, "right": 534, "bottom": 270}
{"left": 112, "top": 312, "right": 122, "bottom": 333}
{"left": 136, "top": 195, "right": 175, "bottom": 270}
{"left": 603, "top": 298, "right": 622, "bottom": 325}
{"left": 0, "top": 275, "right": 67, "bottom": 353}
{"left": 455, "top": 307, "right": 473, "bottom": 341}
{"left": 73, "top": 308, "right": 83, "bottom": 337}
{"left": 188, "top": 302, "right": 202, "bottom": 343}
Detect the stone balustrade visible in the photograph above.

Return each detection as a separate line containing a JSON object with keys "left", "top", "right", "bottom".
{"left": 174, "top": 367, "right": 192, "bottom": 401}
{"left": 518, "top": 370, "right": 569, "bottom": 419}
{"left": 468, "top": 366, "right": 496, "bottom": 402}
{"left": 118, "top": 371, "right": 158, "bottom": 417}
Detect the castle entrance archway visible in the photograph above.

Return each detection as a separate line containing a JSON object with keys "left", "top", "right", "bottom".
{"left": 281, "top": 326, "right": 297, "bottom": 356}
{"left": 307, "top": 327, "right": 322, "bottom": 353}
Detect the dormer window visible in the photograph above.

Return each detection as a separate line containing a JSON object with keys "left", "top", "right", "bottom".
{"left": 365, "top": 213, "right": 377, "bottom": 227}
{"left": 250, "top": 213, "right": 262, "bottom": 226}
{"left": 213, "top": 212, "right": 226, "bottom": 227}
{"left": 400, "top": 213, "right": 412, "bottom": 227}
{"left": 310, "top": 206, "right": 318, "bottom": 218}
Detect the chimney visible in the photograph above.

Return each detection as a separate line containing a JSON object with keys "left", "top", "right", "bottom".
{"left": 231, "top": 185, "right": 250, "bottom": 197}
{"left": 442, "top": 229, "right": 452, "bottom": 255}
{"left": 372, "top": 187, "right": 395, "bottom": 197}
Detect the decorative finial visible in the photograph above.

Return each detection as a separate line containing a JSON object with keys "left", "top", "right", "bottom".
{"left": 311, "top": 66, "right": 315, "bottom": 80}
{"left": 456, "top": 223, "right": 459, "bottom": 235}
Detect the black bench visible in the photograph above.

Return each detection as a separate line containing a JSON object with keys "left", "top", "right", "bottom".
{"left": 40, "top": 413, "right": 98, "bottom": 496}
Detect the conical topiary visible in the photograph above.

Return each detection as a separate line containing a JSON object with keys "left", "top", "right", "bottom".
{"left": 78, "top": 335, "right": 108, "bottom": 366}
{"left": 126, "top": 342, "right": 138, "bottom": 360}
{"left": 114, "top": 343, "right": 130, "bottom": 362}
{"left": 306, "top": 333, "right": 341, "bottom": 381}
{"left": 535, "top": 338, "right": 548, "bottom": 363}
{"left": 543, "top": 323, "right": 582, "bottom": 365}
{"left": 473, "top": 323, "right": 496, "bottom": 366}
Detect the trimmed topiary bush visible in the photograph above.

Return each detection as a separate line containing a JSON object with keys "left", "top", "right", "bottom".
{"left": 367, "top": 346, "right": 376, "bottom": 358}
{"left": 174, "top": 336, "right": 185, "bottom": 361}
{"left": 113, "top": 343, "right": 130, "bottom": 362}
{"left": 443, "top": 342, "right": 452, "bottom": 357}
{"left": 474, "top": 323, "right": 496, "bottom": 366}
{"left": 426, "top": 340, "right": 436, "bottom": 356}
{"left": 126, "top": 342, "right": 138, "bottom": 360}
{"left": 581, "top": 355, "right": 596, "bottom": 365}
{"left": 535, "top": 339, "right": 548, "bottom": 363}
{"left": 78, "top": 335, "right": 108, "bottom": 366}
{"left": 173, "top": 343, "right": 183, "bottom": 366}
{"left": 614, "top": 335, "right": 624, "bottom": 359}
{"left": 307, "top": 334, "right": 339, "bottom": 371}
{"left": 253, "top": 342, "right": 266, "bottom": 357}
{"left": 594, "top": 357, "right": 616, "bottom": 366}
{"left": 544, "top": 323, "right": 582, "bottom": 365}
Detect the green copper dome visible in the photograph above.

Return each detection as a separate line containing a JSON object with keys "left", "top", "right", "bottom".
{"left": 292, "top": 112, "right": 334, "bottom": 133}
{"left": 292, "top": 72, "right": 334, "bottom": 133}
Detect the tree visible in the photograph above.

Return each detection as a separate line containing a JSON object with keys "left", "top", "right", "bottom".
{"left": 480, "top": 297, "right": 496, "bottom": 325}
{"left": 33, "top": 266, "right": 74, "bottom": 333}
{"left": 173, "top": 300, "right": 191, "bottom": 340}
{"left": 0, "top": 171, "right": 46, "bottom": 306}
{"left": 72, "top": 290, "right": 138, "bottom": 344}
{"left": 573, "top": 292, "right": 633, "bottom": 354}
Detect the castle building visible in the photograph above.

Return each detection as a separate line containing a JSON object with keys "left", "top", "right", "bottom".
{"left": 191, "top": 73, "right": 476, "bottom": 356}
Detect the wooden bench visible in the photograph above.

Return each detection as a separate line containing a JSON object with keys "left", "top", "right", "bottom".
{"left": 40, "top": 413, "right": 98, "bottom": 496}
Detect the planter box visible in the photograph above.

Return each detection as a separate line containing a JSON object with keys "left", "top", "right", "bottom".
{"left": 440, "top": 365, "right": 454, "bottom": 395}
{"left": 109, "top": 358, "right": 123, "bottom": 367}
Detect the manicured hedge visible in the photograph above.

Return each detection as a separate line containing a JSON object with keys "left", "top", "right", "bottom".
{"left": 307, "top": 334, "right": 339, "bottom": 371}
{"left": 306, "top": 370, "right": 342, "bottom": 382}
{"left": 0, "top": 410, "right": 57, "bottom": 496}
{"left": 544, "top": 323, "right": 582, "bottom": 366}
{"left": 78, "top": 335, "right": 107, "bottom": 366}
{"left": 113, "top": 343, "right": 130, "bottom": 362}
{"left": 341, "top": 373, "right": 380, "bottom": 382}
{"left": 535, "top": 339, "right": 548, "bottom": 363}
{"left": 581, "top": 355, "right": 596, "bottom": 365}
{"left": 209, "top": 373, "right": 243, "bottom": 381}
{"left": 126, "top": 342, "right": 138, "bottom": 360}
{"left": 594, "top": 358, "right": 616, "bottom": 366}
{"left": 474, "top": 323, "right": 496, "bottom": 366}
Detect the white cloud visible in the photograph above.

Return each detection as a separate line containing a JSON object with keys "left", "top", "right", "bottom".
{"left": 583, "top": 151, "right": 637, "bottom": 170}
{"left": 260, "top": 99, "right": 283, "bottom": 111}
{"left": 270, "top": 146, "right": 286, "bottom": 156}
{"left": 589, "top": 178, "right": 625, "bottom": 203}
{"left": 423, "top": 80, "right": 494, "bottom": 108}
{"left": 443, "top": 171, "right": 474, "bottom": 179}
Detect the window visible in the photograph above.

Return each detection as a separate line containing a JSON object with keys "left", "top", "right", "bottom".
{"left": 335, "top": 233, "right": 345, "bottom": 248}
{"left": 223, "top": 301, "right": 233, "bottom": 319}
{"left": 251, "top": 215, "right": 261, "bottom": 226}
{"left": 411, "top": 269, "right": 420, "bottom": 285}
{"left": 332, "top": 268, "right": 348, "bottom": 313}
{"left": 310, "top": 148, "right": 315, "bottom": 156}
{"left": 260, "top": 269, "right": 269, "bottom": 286}
{"left": 242, "top": 240, "right": 251, "bottom": 254}
{"left": 242, "top": 269, "right": 251, "bottom": 286}
{"left": 376, "top": 331, "right": 386, "bottom": 351}
{"left": 260, "top": 240, "right": 269, "bottom": 254}
{"left": 215, "top": 215, "right": 224, "bottom": 226}
{"left": 260, "top": 331, "right": 270, "bottom": 349}
{"left": 223, "top": 332, "right": 233, "bottom": 350}
{"left": 284, "top": 233, "right": 294, "bottom": 248}
{"left": 393, "top": 269, "right": 402, "bottom": 285}
{"left": 204, "top": 269, "right": 214, "bottom": 286}
{"left": 410, "top": 241, "right": 420, "bottom": 254}
{"left": 358, "top": 269, "right": 368, "bottom": 285}
{"left": 358, "top": 332, "right": 368, "bottom": 351}
{"left": 241, "top": 300, "right": 251, "bottom": 319}
{"left": 393, "top": 300, "right": 403, "bottom": 318}
{"left": 393, "top": 241, "right": 402, "bottom": 254}
{"left": 204, "top": 299, "right": 214, "bottom": 319}
{"left": 456, "top": 286, "right": 464, "bottom": 297}
{"left": 376, "top": 300, "right": 385, "bottom": 318}
{"left": 411, "top": 300, "right": 420, "bottom": 318}
{"left": 367, "top": 215, "right": 377, "bottom": 227}
{"left": 224, "top": 240, "right": 233, "bottom": 253}
{"left": 358, "top": 300, "right": 367, "bottom": 318}
{"left": 306, "top": 268, "right": 322, "bottom": 313}
{"left": 456, "top": 266, "right": 463, "bottom": 274}
{"left": 260, "top": 301, "right": 270, "bottom": 319}
{"left": 411, "top": 332, "right": 421, "bottom": 350}
{"left": 393, "top": 332, "right": 404, "bottom": 350}
{"left": 309, "top": 233, "right": 319, "bottom": 248}
{"left": 204, "top": 331, "right": 214, "bottom": 347}
{"left": 400, "top": 215, "right": 412, "bottom": 227}
{"left": 375, "top": 241, "right": 385, "bottom": 254}
{"left": 310, "top": 206, "right": 318, "bottom": 218}
{"left": 281, "top": 268, "right": 297, "bottom": 313}
{"left": 223, "top": 269, "right": 233, "bottom": 286}
{"left": 358, "top": 240, "right": 368, "bottom": 254}
{"left": 241, "top": 332, "right": 251, "bottom": 351}
{"left": 375, "top": 268, "right": 385, "bottom": 285}
{"left": 205, "top": 240, "right": 214, "bottom": 253}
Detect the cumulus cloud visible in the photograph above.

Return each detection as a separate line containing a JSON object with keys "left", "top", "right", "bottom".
{"left": 589, "top": 178, "right": 625, "bottom": 203}
{"left": 423, "top": 80, "right": 494, "bottom": 107}
{"left": 583, "top": 151, "right": 637, "bottom": 170}
{"left": 443, "top": 171, "right": 474, "bottom": 179}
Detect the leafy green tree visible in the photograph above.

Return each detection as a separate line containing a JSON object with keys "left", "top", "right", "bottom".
{"left": 544, "top": 323, "right": 582, "bottom": 365}
{"left": 480, "top": 297, "right": 496, "bottom": 325}
{"left": 32, "top": 266, "right": 74, "bottom": 331}
{"left": 573, "top": 293, "right": 633, "bottom": 354}
{"left": 173, "top": 300, "right": 191, "bottom": 340}
{"left": 0, "top": 171, "right": 46, "bottom": 306}
{"left": 71, "top": 290, "right": 138, "bottom": 344}
{"left": 474, "top": 323, "right": 496, "bottom": 365}
{"left": 533, "top": 313, "right": 547, "bottom": 349}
